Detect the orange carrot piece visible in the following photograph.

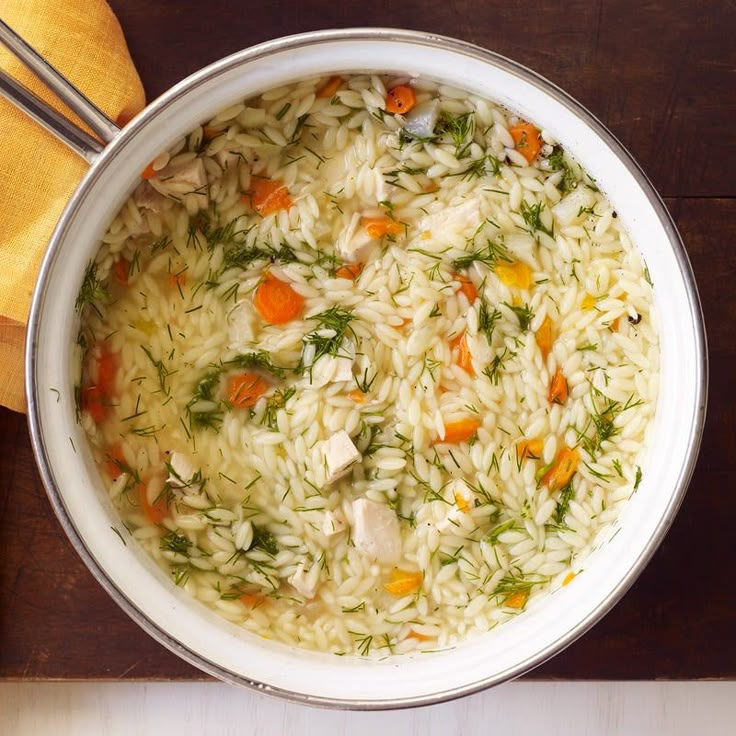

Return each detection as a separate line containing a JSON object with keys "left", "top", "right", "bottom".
{"left": 535, "top": 315, "right": 554, "bottom": 360}
{"left": 245, "top": 178, "right": 292, "bottom": 216}
{"left": 547, "top": 368, "right": 568, "bottom": 405}
{"left": 518, "top": 438, "right": 543, "bottom": 461}
{"left": 104, "top": 444, "right": 126, "bottom": 479}
{"left": 113, "top": 258, "right": 129, "bottom": 285}
{"left": 562, "top": 572, "right": 577, "bottom": 587}
{"left": 509, "top": 122, "right": 542, "bottom": 164}
{"left": 496, "top": 261, "right": 532, "bottom": 289}
{"left": 253, "top": 274, "right": 305, "bottom": 324}
{"left": 228, "top": 373, "right": 269, "bottom": 408}
{"left": 96, "top": 348, "right": 118, "bottom": 395}
{"left": 610, "top": 316, "right": 621, "bottom": 331}
{"left": 139, "top": 483, "right": 169, "bottom": 524}
{"left": 451, "top": 333, "right": 474, "bottom": 375}
{"left": 454, "top": 490, "right": 470, "bottom": 512}
{"left": 435, "top": 417, "right": 482, "bottom": 445}
{"left": 348, "top": 389, "right": 366, "bottom": 403}
{"left": 385, "top": 85, "right": 416, "bottom": 114}
{"left": 335, "top": 263, "right": 363, "bottom": 280}
{"left": 140, "top": 160, "right": 159, "bottom": 180}
{"left": 504, "top": 591, "right": 529, "bottom": 609}
{"left": 362, "top": 216, "right": 404, "bottom": 239}
{"left": 581, "top": 293, "right": 596, "bottom": 310}
{"left": 168, "top": 271, "right": 186, "bottom": 291}
{"left": 240, "top": 592, "right": 267, "bottom": 608}
{"left": 316, "top": 75, "right": 344, "bottom": 98}
{"left": 453, "top": 272, "right": 477, "bottom": 303}
{"left": 384, "top": 569, "right": 423, "bottom": 596}
{"left": 542, "top": 446, "right": 580, "bottom": 491}
{"left": 81, "top": 385, "right": 107, "bottom": 423}
{"left": 407, "top": 630, "right": 435, "bottom": 642}
{"left": 202, "top": 125, "right": 219, "bottom": 140}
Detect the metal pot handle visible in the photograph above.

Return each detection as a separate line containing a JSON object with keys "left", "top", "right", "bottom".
{"left": 0, "top": 18, "right": 120, "bottom": 163}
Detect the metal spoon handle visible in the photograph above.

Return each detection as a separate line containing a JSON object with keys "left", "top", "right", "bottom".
{"left": 0, "top": 18, "right": 120, "bottom": 161}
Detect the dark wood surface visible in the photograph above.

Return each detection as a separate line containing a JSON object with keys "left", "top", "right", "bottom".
{"left": 1, "top": 0, "right": 734, "bottom": 681}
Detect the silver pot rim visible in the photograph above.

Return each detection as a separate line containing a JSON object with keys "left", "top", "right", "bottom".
{"left": 25, "top": 27, "right": 708, "bottom": 710}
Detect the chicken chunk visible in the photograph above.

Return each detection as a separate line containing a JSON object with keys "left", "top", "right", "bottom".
{"left": 288, "top": 562, "right": 318, "bottom": 599}
{"left": 351, "top": 498, "right": 401, "bottom": 564}
{"left": 322, "top": 509, "right": 347, "bottom": 537}
{"left": 335, "top": 212, "right": 377, "bottom": 263}
{"left": 322, "top": 430, "right": 361, "bottom": 484}
{"left": 150, "top": 158, "right": 209, "bottom": 208}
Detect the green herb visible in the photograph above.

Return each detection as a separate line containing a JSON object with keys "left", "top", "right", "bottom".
{"left": 481, "top": 348, "right": 510, "bottom": 385}
{"left": 250, "top": 525, "right": 279, "bottom": 556}
{"left": 290, "top": 113, "right": 309, "bottom": 143}
{"left": 275, "top": 102, "right": 291, "bottom": 121}
{"left": 354, "top": 633, "right": 373, "bottom": 656}
{"left": 75, "top": 261, "right": 107, "bottom": 317}
{"left": 261, "top": 387, "right": 296, "bottom": 430}
{"left": 341, "top": 601, "right": 366, "bottom": 613}
{"left": 520, "top": 201, "right": 554, "bottom": 237}
{"left": 578, "top": 343, "right": 598, "bottom": 352}
{"left": 504, "top": 302, "right": 535, "bottom": 331}
{"left": 451, "top": 239, "right": 511, "bottom": 271}
{"left": 478, "top": 301, "right": 502, "bottom": 343}
{"left": 553, "top": 480, "right": 575, "bottom": 525}
{"left": 141, "top": 347, "right": 174, "bottom": 394}
{"left": 160, "top": 531, "right": 192, "bottom": 556}
{"left": 301, "top": 307, "right": 357, "bottom": 375}
{"left": 486, "top": 519, "right": 515, "bottom": 545}
{"left": 172, "top": 566, "right": 190, "bottom": 587}
{"left": 546, "top": 145, "right": 576, "bottom": 193}
{"left": 491, "top": 569, "right": 548, "bottom": 602}
{"left": 110, "top": 526, "right": 127, "bottom": 546}
{"left": 437, "top": 111, "right": 475, "bottom": 158}
{"left": 575, "top": 388, "right": 644, "bottom": 460}
{"left": 150, "top": 235, "right": 172, "bottom": 255}
{"left": 227, "top": 350, "right": 288, "bottom": 378}
{"left": 633, "top": 466, "right": 643, "bottom": 492}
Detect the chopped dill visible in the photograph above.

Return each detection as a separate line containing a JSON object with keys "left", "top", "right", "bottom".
{"left": 290, "top": 113, "right": 309, "bottom": 143}
{"left": 451, "top": 238, "right": 511, "bottom": 271}
{"left": 504, "top": 302, "right": 535, "bottom": 331}
{"left": 160, "top": 531, "right": 192, "bottom": 556}
{"left": 250, "top": 525, "right": 279, "bottom": 556}
{"left": 261, "top": 387, "right": 296, "bottom": 430}
{"left": 482, "top": 347, "right": 511, "bottom": 385}
{"left": 75, "top": 261, "right": 107, "bottom": 317}
{"left": 437, "top": 111, "right": 475, "bottom": 158}
{"left": 141, "top": 347, "right": 174, "bottom": 394}
{"left": 341, "top": 601, "right": 366, "bottom": 613}
{"left": 546, "top": 144, "right": 577, "bottom": 193}
{"left": 575, "top": 387, "right": 644, "bottom": 459}
{"left": 491, "top": 569, "right": 548, "bottom": 603}
{"left": 275, "top": 102, "right": 291, "bottom": 121}
{"left": 478, "top": 301, "right": 502, "bottom": 343}
{"left": 553, "top": 480, "right": 575, "bottom": 525}
{"left": 301, "top": 306, "right": 357, "bottom": 375}
{"left": 486, "top": 519, "right": 515, "bottom": 545}
{"left": 227, "top": 350, "right": 288, "bottom": 378}
{"left": 520, "top": 201, "right": 554, "bottom": 237}
{"left": 633, "top": 465, "right": 643, "bottom": 492}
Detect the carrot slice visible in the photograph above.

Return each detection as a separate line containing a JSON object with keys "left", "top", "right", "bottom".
{"left": 504, "top": 591, "right": 529, "bottom": 609}
{"left": 384, "top": 569, "right": 423, "bottom": 596}
{"left": 348, "top": 389, "right": 366, "bottom": 403}
{"left": 202, "top": 125, "right": 219, "bottom": 140}
{"left": 245, "top": 178, "right": 292, "bottom": 216}
{"left": 253, "top": 274, "right": 304, "bottom": 324}
{"left": 113, "top": 258, "right": 129, "bottom": 285}
{"left": 453, "top": 272, "right": 478, "bottom": 303}
{"left": 316, "top": 75, "right": 344, "bottom": 98}
{"left": 104, "top": 444, "right": 126, "bottom": 479}
{"left": 81, "top": 385, "right": 107, "bottom": 423}
{"left": 240, "top": 592, "right": 267, "bottom": 608}
{"left": 169, "top": 271, "right": 186, "bottom": 291}
{"left": 610, "top": 316, "right": 621, "bottom": 331}
{"left": 454, "top": 490, "right": 470, "bottom": 512}
{"left": 509, "top": 122, "right": 542, "bottom": 164}
{"left": 96, "top": 348, "right": 118, "bottom": 396}
{"left": 385, "top": 85, "right": 416, "bottom": 114}
{"left": 362, "top": 216, "right": 404, "bottom": 239}
{"left": 451, "top": 333, "right": 474, "bottom": 375}
{"left": 335, "top": 263, "right": 363, "bottom": 280}
{"left": 140, "top": 160, "right": 158, "bottom": 180}
{"left": 581, "top": 293, "right": 596, "bottom": 310}
{"left": 407, "top": 630, "right": 435, "bottom": 642}
{"left": 435, "top": 417, "right": 482, "bottom": 445}
{"left": 228, "top": 373, "right": 269, "bottom": 408}
{"left": 518, "top": 438, "right": 543, "bottom": 461}
{"left": 547, "top": 368, "right": 568, "bottom": 405}
{"left": 562, "top": 572, "right": 577, "bottom": 587}
{"left": 535, "top": 315, "right": 554, "bottom": 360}
{"left": 496, "top": 261, "right": 532, "bottom": 289}
{"left": 542, "top": 446, "right": 580, "bottom": 491}
{"left": 139, "top": 483, "right": 169, "bottom": 524}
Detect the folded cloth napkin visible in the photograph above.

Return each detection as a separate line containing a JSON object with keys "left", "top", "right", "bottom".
{"left": 0, "top": 0, "right": 145, "bottom": 413}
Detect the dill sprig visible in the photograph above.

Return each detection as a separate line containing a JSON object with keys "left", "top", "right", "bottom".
{"left": 141, "top": 347, "right": 174, "bottom": 394}
{"left": 250, "top": 525, "right": 279, "bottom": 556}
{"left": 546, "top": 145, "right": 577, "bottom": 193}
{"left": 482, "top": 347, "right": 512, "bottom": 385}
{"left": 226, "top": 350, "right": 288, "bottom": 378}
{"left": 451, "top": 238, "right": 511, "bottom": 271}
{"left": 486, "top": 519, "right": 515, "bottom": 545}
{"left": 504, "top": 302, "right": 535, "bottom": 332}
{"left": 75, "top": 261, "right": 108, "bottom": 317}
{"left": 491, "top": 569, "right": 549, "bottom": 603}
{"left": 354, "top": 368, "right": 377, "bottom": 394}
{"left": 520, "top": 201, "right": 554, "bottom": 237}
{"left": 553, "top": 480, "right": 575, "bottom": 525}
{"left": 160, "top": 531, "right": 191, "bottom": 556}
{"left": 478, "top": 301, "right": 502, "bottom": 344}
{"left": 261, "top": 386, "right": 296, "bottom": 430}
{"left": 221, "top": 241, "right": 296, "bottom": 272}
{"left": 575, "top": 388, "right": 644, "bottom": 459}
{"left": 301, "top": 307, "right": 357, "bottom": 373}
{"left": 437, "top": 111, "right": 475, "bottom": 159}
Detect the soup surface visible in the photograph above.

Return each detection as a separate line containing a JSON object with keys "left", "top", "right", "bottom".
{"left": 76, "top": 73, "right": 658, "bottom": 655}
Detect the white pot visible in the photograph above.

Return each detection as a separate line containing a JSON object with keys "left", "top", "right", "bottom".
{"left": 25, "top": 29, "right": 706, "bottom": 708}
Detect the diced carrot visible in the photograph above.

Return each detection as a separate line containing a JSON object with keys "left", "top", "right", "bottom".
{"left": 504, "top": 591, "right": 529, "bottom": 609}
{"left": 424, "top": 182, "right": 439, "bottom": 193}
{"left": 362, "top": 216, "right": 404, "bottom": 239}
{"left": 104, "top": 444, "right": 126, "bottom": 479}
{"left": 435, "top": 417, "right": 482, "bottom": 445}
{"left": 535, "top": 315, "right": 554, "bottom": 360}
{"left": 496, "top": 261, "right": 532, "bottom": 289}
{"left": 140, "top": 160, "right": 158, "bottom": 180}
{"left": 384, "top": 569, "right": 423, "bottom": 596}
{"left": 562, "top": 571, "right": 577, "bottom": 587}
{"left": 509, "top": 122, "right": 542, "bottom": 164}
{"left": 454, "top": 490, "right": 470, "bottom": 512}
{"left": 453, "top": 272, "right": 478, "bottom": 303}
{"left": 96, "top": 348, "right": 118, "bottom": 396}
{"left": 547, "top": 368, "right": 568, "bottom": 405}
{"left": 610, "top": 316, "right": 621, "bottom": 331}
{"left": 253, "top": 274, "right": 305, "bottom": 324}
{"left": 244, "top": 178, "right": 292, "bottom": 216}
{"left": 228, "top": 373, "right": 269, "bottom": 408}
{"left": 335, "top": 263, "right": 363, "bottom": 280}
{"left": 240, "top": 592, "right": 267, "bottom": 608}
{"left": 139, "top": 483, "right": 169, "bottom": 524}
{"left": 518, "top": 438, "right": 543, "bottom": 461}
{"left": 113, "top": 258, "right": 129, "bottom": 285}
{"left": 348, "top": 389, "right": 366, "bottom": 403}
{"left": 581, "top": 293, "right": 596, "bottom": 310}
{"left": 168, "top": 271, "right": 186, "bottom": 291}
{"left": 542, "top": 446, "right": 580, "bottom": 491}
{"left": 407, "top": 630, "right": 435, "bottom": 642}
{"left": 451, "top": 333, "right": 474, "bottom": 375}
{"left": 316, "top": 75, "right": 344, "bottom": 98}
{"left": 202, "top": 125, "right": 219, "bottom": 140}
{"left": 385, "top": 85, "right": 416, "bottom": 114}
{"left": 81, "top": 385, "right": 107, "bottom": 423}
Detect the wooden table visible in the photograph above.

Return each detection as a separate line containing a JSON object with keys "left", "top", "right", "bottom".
{"left": 1, "top": 0, "right": 734, "bottom": 681}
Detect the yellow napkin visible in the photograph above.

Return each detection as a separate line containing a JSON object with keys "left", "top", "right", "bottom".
{"left": 0, "top": 0, "right": 145, "bottom": 413}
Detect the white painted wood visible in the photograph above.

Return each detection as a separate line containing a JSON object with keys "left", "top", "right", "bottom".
{"left": 1, "top": 682, "right": 735, "bottom": 735}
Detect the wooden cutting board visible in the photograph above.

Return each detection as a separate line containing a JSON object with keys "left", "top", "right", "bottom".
{"left": 1, "top": 0, "right": 734, "bottom": 680}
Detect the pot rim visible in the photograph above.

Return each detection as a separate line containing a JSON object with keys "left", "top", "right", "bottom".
{"left": 25, "top": 27, "right": 707, "bottom": 710}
